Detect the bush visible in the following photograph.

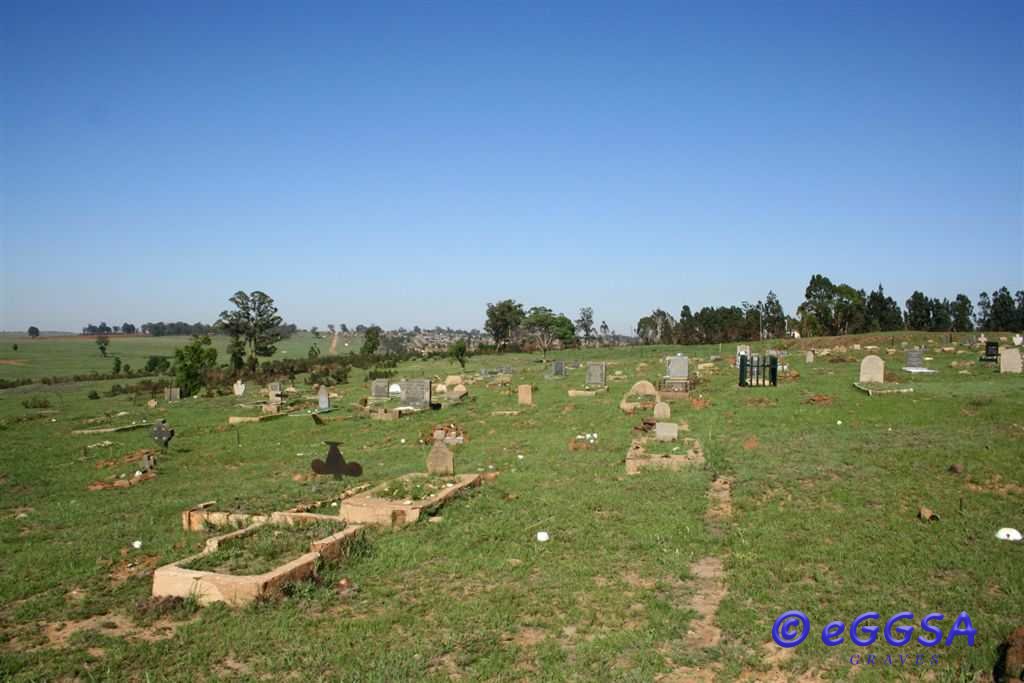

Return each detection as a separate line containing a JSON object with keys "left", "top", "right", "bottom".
{"left": 145, "top": 356, "right": 171, "bottom": 373}
{"left": 87, "top": 390, "right": 100, "bottom": 400}
{"left": 21, "top": 397, "right": 51, "bottom": 409}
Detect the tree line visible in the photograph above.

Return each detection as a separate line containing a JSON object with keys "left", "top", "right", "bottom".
{"left": 634, "top": 276, "right": 1024, "bottom": 345}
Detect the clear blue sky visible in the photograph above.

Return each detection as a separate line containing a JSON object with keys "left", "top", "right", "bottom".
{"left": 2, "top": 1, "right": 1021, "bottom": 334}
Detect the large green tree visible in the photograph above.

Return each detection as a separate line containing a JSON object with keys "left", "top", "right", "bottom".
{"left": 575, "top": 307, "right": 595, "bottom": 343}
{"left": 173, "top": 335, "right": 218, "bottom": 396}
{"left": 904, "top": 291, "right": 932, "bottom": 330}
{"left": 525, "top": 307, "right": 576, "bottom": 355}
{"left": 865, "top": 284, "right": 904, "bottom": 331}
{"left": 361, "top": 325, "right": 382, "bottom": 354}
{"left": 951, "top": 294, "right": 973, "bottom": 331}
{"left": 217, "top": 291, "right": 283, "bottom": 371}
{"left": 988, "top": 287, "right": 1016, "bottom": 330}
{"left": 485, "top": 300, "right": 525, "bottom": 350}
{"left": 27, "top": 326, "right": 39, "bottom": 338}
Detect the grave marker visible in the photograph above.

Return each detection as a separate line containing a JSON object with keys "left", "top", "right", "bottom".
{"left": 1000, "top": 347, "right": 1022, "bottom": 374}
{"left": 370, "top": 379, "right": 389, "bottom": 400}
{"left": 655, "top": 422, "right": 678, "bottom": 442}
{"left": 653, "top": 402, "right": 671, "bottom": 420}
{"left": 399, "top": 380, "right": 432, "bottom": 408}
{"left": 517, "top": 384, "right": 533, "bottom": 406}
{"left": 317, "top": 386, "right": 330, "bottom": 411}
{"left": 859, "top": 355, "right": 885, "bottom": 384}
{"left": 905, "top": 349, "right": 924, "bottom": 368}
{"left": 268, "top": 382, "right": 282, "bottom": 405}
{"left": 585, "top": 362, "right": 606, "bottom": 386}
{"left": 232, "top": 381, "right": 246, "bottom": 397}
{"left": 426, "top": 441, "right": 455, "bottom": 476}
{"left": 151, "top": 420, "right": 175, "bottom": 450}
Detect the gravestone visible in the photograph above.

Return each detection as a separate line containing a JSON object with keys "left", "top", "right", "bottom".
{"left": 655, "top": 422, "right": 678, "bottom": 442}
{"left": 311, "top": 441, "right": 362, "bottom": 479}
{"left": 805, "top": 350, "right": 815, "bottom": 364}
{"left": 978, "top": 334, "right": 988, "bottom": 345}
{"left": 444, "top": 375, "right": 463, "bottom": 387}
{"left": 905, "top": 349, "right": 924, "bottom": 368}
{"left": 426, "top": 441, "right": 455, "bottom": 475}
{"left": 151, "top": 420, "right": 174, "bottom": 450}
{"left": 585, "top": 362, "right": 606, "bottom": 386}
{"left": 317, "top": 386, "right": 330, "bottom": 411}
{"left": 1000, "top": 347, "right": 1022, "bottom": 374}
{"left": 552, "top": 360, "right": 565, "bottom": 376}
{"left": 517, "top": 384, "right": 533, "bottom": 406}
{"left": 232, "top": 380, "right": 246, "bottom": 397}
{"left": 736, "top": 345, "right": 751, "bottom": 362}
{"left": 1013, "top": 334, "right": 1023, "bottom": 347}
{"left": 164, "top": 387, "right": 181, "bottom": 402}
{"left": 389, "top": 382, "right": 401, "bottom": 396}
{"left": 370, "top": 379, "right": 389, "bottom": 400}
{"left": 399, "top": 380, "right": 431, "bottom": 408}
{"left": 859, "top": 355, "right": 885, "bottom": 384}
{"left": 983, "top": 342, "right": 1000, "bottom": 362}
{"left": 666, "top": 356, "right": 689, "bottom": 379}
{"left": 653, "top": 402, "right": 671, "bottom": 420}
{"left": 267, "top": 382, "right": 282, "bottom": 405}
{"left": 449, "top": 384, "right": 468, "bottom": 401}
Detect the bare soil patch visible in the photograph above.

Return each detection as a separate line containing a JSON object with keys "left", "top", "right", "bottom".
{"left": 742, "top": 436, "right": 759, "bottom": 451}
{"left": 683, "top": 557, "right": 726, "bottom": 649}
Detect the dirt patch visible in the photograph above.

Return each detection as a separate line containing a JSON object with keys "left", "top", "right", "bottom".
{"left": 706, "top": 477, "right": 733, "bottom": 534}
{"left": 657, "top": 666, "right": 718, "bottom": 682}
{"left": 804, "top": 394, "right": 833, "bottom": 406}
{"left": 690, "top": 397, "right": 710, "bottom": 410}
{"left": 745, "top": 397, "right": 775, "bottom": 407}
{"left": 683, "top": 557, "right": 726, "bottom": 649}
{"left": 109, "top": 555, "right": 160, "bottom": 585}
{"left": 512, "top": 627, "right": 546, "bottom": 647}
{"left": 742, "top": 436, "right": 759, "bottom": 451}
{"left": 44, "top": 612, "right": 183, "bottom": 649}
{"left": 0, "top": 359, "right": 27, "bottom": 366}
{"left": 215, "top": 656, "right": 253, "bottom": 677}
{"left": 88, "top": 471, "right": 156, "bottom": 491}
{"left": 621, "top": 571, "right": 657, "bottom": 590}
{"left": 965, "top": 475, "right": 1024, "bottom": 497}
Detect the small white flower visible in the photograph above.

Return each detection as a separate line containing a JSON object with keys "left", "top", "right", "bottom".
{"left": 536, "top": 531, "right": 550, "bottom": 542}
{"left": 132, "top": 540, "right": 142, "bottom": 549}
{"left": 517, "top": 455, "right": 524, "bottom": 460}
{"left": 400, "top": 438, "right": 406, "bottom": 444}
{"left": 837, "top": 420, "right": 843, "bottom": 425}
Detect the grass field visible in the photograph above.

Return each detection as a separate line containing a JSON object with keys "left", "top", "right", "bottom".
{"left": 0, "top": 332, "right": 360, "bottom": 381}
{"left": 1, "top": 333, "right": 1021, "bottom": 681}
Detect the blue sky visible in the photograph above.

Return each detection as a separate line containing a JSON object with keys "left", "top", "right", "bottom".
{"left": 2, "top": 1, "right": 1021, "bottom": 334}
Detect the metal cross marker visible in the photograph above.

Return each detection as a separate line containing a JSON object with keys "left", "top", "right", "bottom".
{"left": 151, "top": 419, "right": 175, "bottom": 450}
{"left": 311, "top": 441, "right": 362, "bottom": 479}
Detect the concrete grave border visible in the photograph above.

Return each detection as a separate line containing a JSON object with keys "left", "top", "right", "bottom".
{"left": 340, "top": 473, "right": 481, "bottom": 527}
{"left": 625, "top": 436, "right": 705, "bottom": 475}
{"left": 853, "top": 382, "right": 914, "bottom": 396}
{"left": 152, "top": 518, "right": 364, "bottom": 607}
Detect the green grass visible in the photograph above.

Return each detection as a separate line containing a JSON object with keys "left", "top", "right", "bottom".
{"left": 0, "top": 332, "right": 1021, "bottom": 681}
{"left": 375, "top": 475, "right": 462, "bottom": 501}
{"left": 184, "top": 521, "right": 345, "bottom": 575}
{"left": 0, "top": 332, "right": 361, "bottom": 381}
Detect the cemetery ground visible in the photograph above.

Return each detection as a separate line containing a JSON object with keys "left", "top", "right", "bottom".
{"left": 1, "top": 334, "right": 1022, "bottom": 681}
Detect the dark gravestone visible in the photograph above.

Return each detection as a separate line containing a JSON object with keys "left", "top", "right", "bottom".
{"left": 553, "top": 360, "right": 565, "bottom": 376}
{"left": 311, "top": 441, "right": 362, "bottom": 479}
{"left": 151, "top": 420, "right": 174, "bottom": 450}
{"left": 905, "top": 349, "right": 924, "bottom": 368}
{"left": 982, "top": 342, "right": 1000, "bottom": 362}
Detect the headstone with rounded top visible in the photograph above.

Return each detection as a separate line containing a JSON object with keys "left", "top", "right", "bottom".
{"left": 859, "top": 355, "right": 885, "bottom": 384}
{"left": 653, "top": 402, "right": 671, "bottom": 420}
{"left": 233, "top": 380, "right": 245, "bottom": 397}
{"left": 517, "top": 384, "right": 533, "bottom": 406}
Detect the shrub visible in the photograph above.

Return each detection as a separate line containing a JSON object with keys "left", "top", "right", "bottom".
{"left": 87, "top": 390, "right": 100, "bottom": 400}
{"left": 21, "top": 397, "right": 50, "bottom": 409}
